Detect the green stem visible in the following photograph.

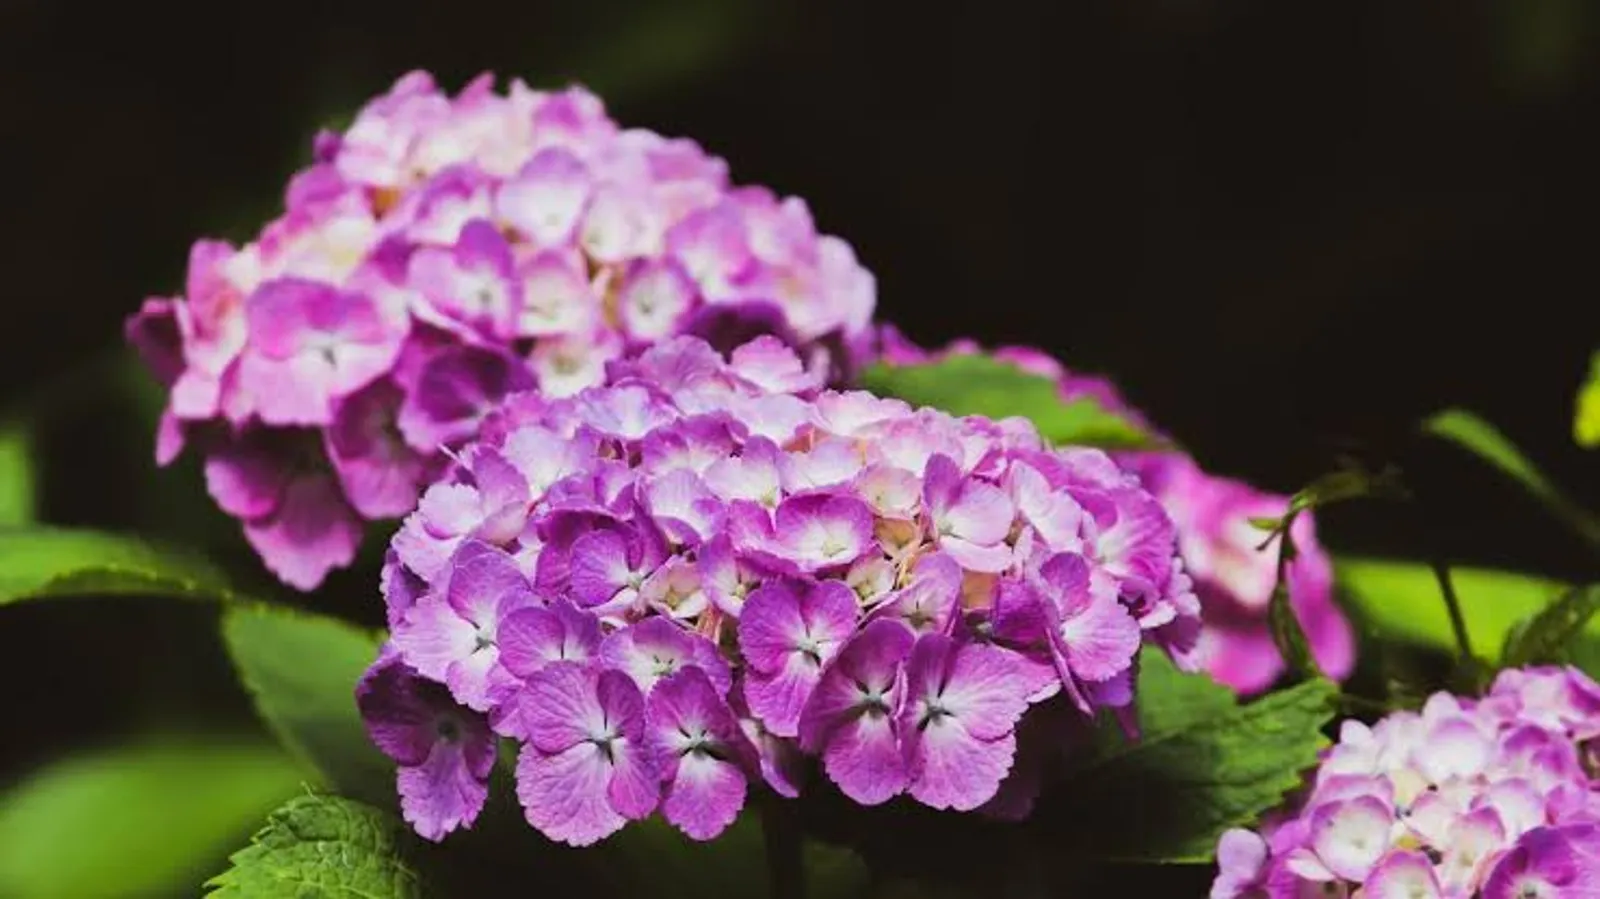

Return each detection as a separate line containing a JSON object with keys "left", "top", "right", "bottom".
{"left": 761, "top": 793, "right": 805, "bottom": 899}
{"left": 1428, "top": 558, "right": 1476, "bottom": 664}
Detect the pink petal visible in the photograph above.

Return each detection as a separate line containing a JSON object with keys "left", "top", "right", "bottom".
{"left": 905, "top": 718, "right": 1016, "bottom": 812}
{"left": 662, "top": 753, "right": 747, "bottom": 841}
{"left": 823, "top": 712, "right": 907, "bottom": 806}
{"left": 516, "top": 742, "right": 627, "bottom": 847}
{"left": 517, "top": 662, "right": 607, "bottom": 754}
{"left": 398, "top": 741, "right": 490, "bottom": 842}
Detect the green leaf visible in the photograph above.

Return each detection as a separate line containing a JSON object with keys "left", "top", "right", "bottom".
{"left": 1337, "top": 556, "right": 1583, "bottom": 666}
{"left": 0, "top": 526, "right": 236, "bottom": 606}
{"left": 0, "top": 420, "right": 35, "bottom": 526}
{"left": 0, "top": 736, "right": 306, "bottom": 899}
{"left": 1250, "top": 458, "right": 1408, "bottom": 679}
{"left": 858, "top": 355, "right": 1165, "bottom": 450}
{"left": 1500, "top": 583, "right": 1600, "bottom": 669}
{"left": 1421, "top": 408, "right": 1600, "bottom": 547}
{"left": 1131, "top": 648, "right": 1243, "bottom": 740}
{"left": 221, "top": 605, "right": 394, "bottom": 804}
{"left": 1576, "top": 351, "right": 1600, "bottom": 449}
{"left": 205, "top": 793, "right": 421, "bottom": 898}
{"left": 1050, "top": 660, "right": 1336, "bottom": 863}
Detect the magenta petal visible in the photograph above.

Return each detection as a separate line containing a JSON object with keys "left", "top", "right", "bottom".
{"left": 568, "top": 530, "right": 632, "bottom": 607}
{"left": 397, "top": 345, "right": 534, "bottom": 452}
{"left": 872, "top": 552, "right": 962, "bottom": 633}
{"left": 646, "top": 668, "right": 753, "bottom": 839}
{"left": 203, "top": 436, "right": 290, "bottom": 520}
{"left": 772, "top": 492, "right": 877, "bottom": 572}
{"left": 798, "top": 618, "right": 915, "bottom": 753}
{"left": 242, "top": 470, "right": 363, "bottom": 591}
{"left": 498, "top": 600, "right": 601, "bottom": 678}
{"left": 939, "top": 643, "right": 1031, "bottom": 741}
{"left": 516, "top": 742, "right": 628, "bottom": 847}
{"left": 126, "top": 297, "right": 185, "bottom": 387}
{"left": 906, "top": 722, "right": 1016, "bottom": 813}
{"left": 444, "top": 542, "right": 534, "bottom": 625}
{"left": 1058, "top": 588, "right": 1141, "bottom": 683}
{"left": 738, "top": 580, "right": 858, "bottom": 736}
{"left": 357, "top": 652, "right": 494, "bottom": 841}
{"left": 743, "top": 658, "right": 822, "bottom": 740}
{"left": 1363, "top": 849, "right": 1443, "bottom": 899}
{"left": 663, "top": 752, "right": 748, "bottom": 841}
{"left": 737, "top": 582, "right": 808, "bottom": 675}
{"left": 824, "top": 712, "right": 907, "bottom": 806}
{"left": 398, "top": 740, "right": 491, "bottom": 842}
{"left": 326, "top": 379, "right": 427, "bottom": 519}
{"left": 900, "top": 635, "right": 1025, "bottom": 811}
{"left": 517, "top": 662, "right": 607, "bottom": 753}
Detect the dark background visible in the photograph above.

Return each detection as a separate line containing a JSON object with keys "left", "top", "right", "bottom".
{"left": 1, "top": 0, "right": 1596, "bottom": 875}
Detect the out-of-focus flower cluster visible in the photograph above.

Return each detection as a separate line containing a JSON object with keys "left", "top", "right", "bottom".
{"left": 1211, "top": 666, "right": 1600, "bottom": 898}
{"left": 356, "top": 335, "right": 1199, "bottom": 845}
{"left": 125, "top": 71, "right": 876, "bottom": 590}
{"left": 876, "top": 327, "right": 1354, "bottom": 694}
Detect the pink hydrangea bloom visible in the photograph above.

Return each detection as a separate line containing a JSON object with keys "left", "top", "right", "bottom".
{"left": 1211, "top": 665, "right": 1600, "bottom": 898}
{"left": 126, "top": 71, "right": 876, "bottom": 590}
{"left": 358, "top": 334, "right": 1198, "bottom": 845}
{"left": 876, "top": 325, "right": 1353, "bottom": 694}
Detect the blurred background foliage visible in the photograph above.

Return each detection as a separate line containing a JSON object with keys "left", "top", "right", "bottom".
{"left": 0, "top": 0, "right": 1596, "bottom": 895}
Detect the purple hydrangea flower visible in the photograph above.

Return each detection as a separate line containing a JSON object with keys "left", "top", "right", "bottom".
{"left": 1212, "top": 666, "right": 1600, "bottom": 897}
{"left": 797, "top": 618, "right": 917, "bottom": 805}
{"left": 359, "top": 334, "right": 1197, "bottom": 844}
{"left": 504, "top": 662, "right": 659, "bottom": 847}
{"left": 127, "top": 71, "right": 878, "bottom": 591}
{"left": 356, "top": 649, "right": 496, "bottom": 841}
{"left": 646, "top": 666, "right": 760, "bottom": 840}
{"left": 877, "top": 328, "right": 1353, "bottom": 694}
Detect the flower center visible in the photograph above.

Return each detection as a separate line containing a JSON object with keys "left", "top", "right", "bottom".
{"left": 795, "top": 634, "right": 824, "bottom": 665}
{"left": 434, "top": 717, "right": 461, "bottom": 743}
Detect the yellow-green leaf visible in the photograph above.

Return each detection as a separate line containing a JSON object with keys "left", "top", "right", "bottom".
{"left": 221, "top": 605, "right": 393, "bottom": 804}
{"left": 1337, "top": 556, "right": 1580, "bottom": 666}
{"left": 859, "top": 355, "right": 1165, "bottom": 451}
{"left": 0, "top": 737, "right": 306, "bottom": 899}
{"left": 0, "top": 526, "right": 235, "bottom": 606}
{"left": 0, "top": 420, "right": 35, "bottom": 526}
{"left": 1576, "top": 351, "right": 1600, "bottom": 449}
{"left": 1422, "top": 408, "right": 1600, "bottom": 547}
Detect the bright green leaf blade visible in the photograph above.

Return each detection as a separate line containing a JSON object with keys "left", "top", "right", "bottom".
{"left": 1421, "top": 408, "right": 1600, "bottom": 547}
{"left": 0, "top": 737, "right": 306, "bottom": 899}
{"left": 1132, "top": 648, "right": 1240, "bottom": 739}
{"left": 1050, "top": 674, "right": 1336, "bottom": 863}
{"left": 1337, "top": 556, "right": 1578, "bottom": 665}
{"left": 0, "top": 526, "right": 235, "bottom": 606}
{"left": 1502, "top": 584, "right": 1600, "bottom": 669}
{"left": 205, "top": 793, "right": 421, "bottom": 898}
{"left": 858, "top": 355, "right": 1165, "bottom": 450}
{"left": 1576, "top": 351, "right": 1600, "bottom": 449}
{"left": 221, "top": 605, "right": 393, "bottom": 804}
{"left": 0, "top": 420, "right": 35, "bottom": 526}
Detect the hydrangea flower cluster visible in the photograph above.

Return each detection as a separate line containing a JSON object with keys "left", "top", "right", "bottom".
{"left": 1212, "top": 665, "right": 1600, "bottom": 898}
{"left": 124, "top": 70, "right": 876, "bottom": 590}
{"left": 355, "top": 335, "right": 1200, "bottom": 845}
{"left": 876, "top": 327, "right": 1354, "bottom": 693}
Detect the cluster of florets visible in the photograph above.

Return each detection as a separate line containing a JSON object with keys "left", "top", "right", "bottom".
{"left": 1213, "top": 666, "right": 1600, "bottom": 898}
{"left": 124, "top": 70, "right": 876, "bottom": 590}
{"left": 355, "top": 335, "right": 1200, "bottom": 846}
{"left": 876, "top": 327, "right": 1354, "bottom": 693}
